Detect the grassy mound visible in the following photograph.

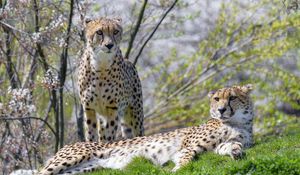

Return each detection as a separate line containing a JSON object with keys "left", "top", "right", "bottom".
{"left": 87, "top": 125, "right": 300, "bottom": 175}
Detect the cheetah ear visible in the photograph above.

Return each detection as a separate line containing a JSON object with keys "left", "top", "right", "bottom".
{"left": 208, "top": 90, "right": 216, "bottom": 98}
{"left": 113, "top": 17, "right": 122, "bottom": 24}
{"left": 240, "top": 84, "right": 253, "bottom": 94}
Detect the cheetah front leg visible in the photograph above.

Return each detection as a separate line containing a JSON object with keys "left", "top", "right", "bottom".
{"left": 172, "top": 148, "right": 195, "bottom": 172}
{"left": 120, "top": 105, "right": 144, "bottom": 139}
{"left": 172, "top": 145, "right": 205, "bottom": 172}
{"left": 215, "top": 141, "right": 244, "bottom": 159}
{"left": 83, "top": 109, "right": 99, "bottom": 142}
{"left": 98, "top": 108, "right": 119, "bottom": 142}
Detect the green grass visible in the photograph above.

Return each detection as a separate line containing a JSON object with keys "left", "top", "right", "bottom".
{"left": 87, "top": 125, "right": 300, "bottom": 175}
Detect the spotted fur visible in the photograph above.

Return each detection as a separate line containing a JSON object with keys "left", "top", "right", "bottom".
{"left": 39, "top": 84, "right": 254, "bottom": 174}
{"left": 78, "top": 17, "right": 144, "bottom": 142}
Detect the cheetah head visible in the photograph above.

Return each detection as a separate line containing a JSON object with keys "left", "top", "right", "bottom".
{"left": 208, "top": 84, "right": 253, "bottom": 122}
{"left": 85, "top": 17, "right": 122, "bottom": 55}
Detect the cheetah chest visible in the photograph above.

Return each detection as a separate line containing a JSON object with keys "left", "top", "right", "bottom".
{"left": 81, "top": 71, "right": 126, "bottom": 115}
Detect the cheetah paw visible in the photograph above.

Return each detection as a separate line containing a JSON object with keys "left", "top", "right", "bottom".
{"left": 230, "top": 144, "right": 244, "bottom": 160}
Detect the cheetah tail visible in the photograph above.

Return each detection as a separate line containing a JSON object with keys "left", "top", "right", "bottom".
{"left": 38, "top": 152, "right": 95, "bottom": 175}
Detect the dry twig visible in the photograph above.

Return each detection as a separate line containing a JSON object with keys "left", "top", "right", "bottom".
{"left": 133, "top": 0, "right": 178, "bottom": 65}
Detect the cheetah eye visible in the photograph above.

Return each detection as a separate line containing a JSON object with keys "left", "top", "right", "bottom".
{"left": 113, "top": 30, "right": 119, "bottom": 35}
{"left": 214, "top": 97, "right": 220, "bottom": 102}
{"left": 229, "top": 96, "right": 237, "bottom": 101}
{"left": 96, "top": 30, "right": 103, "bottom": 35}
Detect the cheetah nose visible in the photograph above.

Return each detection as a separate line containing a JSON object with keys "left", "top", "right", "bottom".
{"left": 218, "top": 108, "right": 226, "bottom": 114}
{"left": 105, "top": 43, "right": 114, "bottom": 50}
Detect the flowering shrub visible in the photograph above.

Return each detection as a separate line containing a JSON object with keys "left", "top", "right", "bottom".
{"left": 0, "top": 87, "right": 45, "bottom": 174}
{"left": 7, "top": 88, "right": 36, "bottom": 117}
{"left": 41, "top": 69, "right": 60, "bottom": 90}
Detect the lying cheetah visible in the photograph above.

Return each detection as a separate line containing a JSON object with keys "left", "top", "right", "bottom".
{"left": 39, "top": 84, "right": 254, "bottom": 174}
{"left": 78, "top": 17, "right": 144, "bottom": 142}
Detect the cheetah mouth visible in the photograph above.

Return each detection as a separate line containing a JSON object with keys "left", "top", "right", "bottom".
{"left": 96, "top": 47, "right": 114, "bottom": 54}
{"left": 220, "top": 116, "right": 229, "bottom": 120}
{"left": 220, "top": 113, "right": 234, "bottom": 119}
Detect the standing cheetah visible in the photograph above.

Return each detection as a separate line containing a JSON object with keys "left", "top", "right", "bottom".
{"left": 39, "top": 84, "right": 254, "bottom": 174}
{"left": 78, "top": 17, "right": 144, "bottom": 142}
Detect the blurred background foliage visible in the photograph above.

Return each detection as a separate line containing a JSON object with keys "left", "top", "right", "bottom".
{"left": 143, "top": 1, "right": 300, "bottom": 135}
{"left": 0, "top": 0, "right": 299, "bottom": 173}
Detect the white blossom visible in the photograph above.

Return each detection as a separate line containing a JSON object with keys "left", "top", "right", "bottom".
{"left": 41, "top": 69, "right": 60, "bottom": 89}
{"left": 7, "top": 87, "right": 36, "bottom": 117}
{"left": 58, "top": 38, "right": 66, "bottom": 48}
{"left": 31, "top": 32, "right": 41, "bottom": 43}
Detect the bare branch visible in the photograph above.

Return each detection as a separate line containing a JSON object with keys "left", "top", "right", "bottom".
{"left": 67, "top": 50, "right": 85, "bottom": 141}
{"left": 34, "top": 100, "right": 53, "bottom": 142}
{"left": 0, "top": 117, "right": 56, "bottom": 137}
{"left": 58, "top": 0, "right": 75, "bottom": 148}
{"left": 133, "top": 0, "right": 178, "bottom": 65}
{"left": 2, "top": 25, "right": 21, "bottom": 88}
{"left": 32, "top": 0, "right": 59, "bottom": 152}
{"left": 125, "top": 0, "right": 148, "bottom": 59}
{"left": 22, "top": 52, "right": 38, "bottom": 88}
{"left": 0, "top": 21, "right": 30, "bottom": 35}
